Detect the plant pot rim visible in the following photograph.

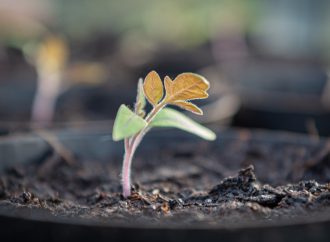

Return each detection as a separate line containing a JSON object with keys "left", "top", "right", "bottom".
{"left": 0, "top": 127, "right": 329, "bottom": 239}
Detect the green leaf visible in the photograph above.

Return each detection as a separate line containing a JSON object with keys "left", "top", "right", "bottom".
{"left": 151, "top": 108, "right": 216, "bottom": 141}
{"left": 134, "top": 78, "right": 146, "bottom": 117}
{"left": 112, "top": 104, "right": 147, "bottom": 141}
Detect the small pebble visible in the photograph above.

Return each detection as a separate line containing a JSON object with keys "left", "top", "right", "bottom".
{"left": 22, "top": 191, "right": 32, "bottom": 203}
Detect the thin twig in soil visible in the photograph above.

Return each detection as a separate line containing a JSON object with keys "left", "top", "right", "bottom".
{"left": 34, "top": 129, "right": 76, "bottom": 166}
{"left": 292, "top": 139, "right": 330, "bottom": 180}
{"left": 37, "top": 152, "right": 62, "bottom": 178}
{"left": 305, "top": 118, "right": 320, "bottom": 141}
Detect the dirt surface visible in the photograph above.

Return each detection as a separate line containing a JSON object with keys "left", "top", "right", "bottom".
{"left": 0, "top": 131, "right": 330, "bottom": 227}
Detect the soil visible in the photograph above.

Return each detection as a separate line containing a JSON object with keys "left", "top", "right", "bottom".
{"left": 0, "top": 130, "right": 330, "bottom": 228}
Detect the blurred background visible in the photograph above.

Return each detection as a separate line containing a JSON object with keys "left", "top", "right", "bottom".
{"left": 1, "top": 0, "right": 330, "bottom": 135}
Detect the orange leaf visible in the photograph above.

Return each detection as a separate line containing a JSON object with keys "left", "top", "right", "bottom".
{"left": 143, "top": 71, "right": 164, "bottom": 106}
{"left": 37, "top": 35, "right": 68, "bottom": 73}
{"left": 164, "top": 73, "right": 209, "bottom": 103}
{"left": 164, "top": 76, "right": 173, "bottom": 94}
{"left": 171, "top": 101, "right": 203, "bottom": 115}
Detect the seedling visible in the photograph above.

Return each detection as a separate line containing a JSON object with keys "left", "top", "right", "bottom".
{"left": 30, "top": 35, "right": 69, "bottom": 126}
{"left": 25, "top": 34, "right": 107, "bottom": 127}
{"left": 112, "top": 71, "right": 216, "bottom": 198}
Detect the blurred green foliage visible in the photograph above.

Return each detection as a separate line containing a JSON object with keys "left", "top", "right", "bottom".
{"left": 54, "top": 0, "right": 260, "bottom": 47}
{"left": 1, "top": 0, "right": 330, "bottom": 58}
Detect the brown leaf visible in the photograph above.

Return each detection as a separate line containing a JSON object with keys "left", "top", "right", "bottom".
{"left": 143, "top": 71, "right": 164, "bottom": 106}
{"left": 164, "top": 73, "right": 209, "bottom": 103}
{"left": 171, "top": 101, "right": 203, "bottom": 115}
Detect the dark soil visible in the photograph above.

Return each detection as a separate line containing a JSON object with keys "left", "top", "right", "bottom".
{"left": 1, "top": 130, "right": 330, "bottom": 228}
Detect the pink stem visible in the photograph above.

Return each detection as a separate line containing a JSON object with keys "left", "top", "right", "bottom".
{"left": 122, "top": 144, "right": 133, "bottom": 198}
{"left": 31, "top": 72, "right": 62, "bottom": 127}
{"left": 31, "top": 92, "right": 56, "bottom": 126}
{"left": 121, "top": 102, "right": 166, "bottom": 198}
{"left": 122, "top": 137, "right": 142, "bottom": 197}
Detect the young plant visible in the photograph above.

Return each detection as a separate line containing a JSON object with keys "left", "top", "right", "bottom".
{"left": 112, "top": 71, "right": 216, "bottom": 198}
{"left": 30, "top": 35, "right": 69, "bottom": 126}
{"left": 25, "top": 34, "right": 107, "bottom": 127}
